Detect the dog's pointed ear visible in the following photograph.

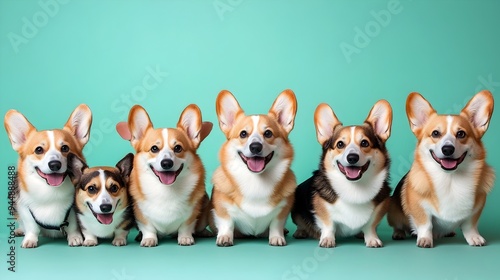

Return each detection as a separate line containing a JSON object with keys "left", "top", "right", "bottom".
{"left": 4, "top": 110, "right": 36, "bottom": 152}
{"left": 200, "top": 121, "right": 213, "bottom": 142}
{"left": 269, "top": 89, "right": 298, "bottom": 134}
{"left": 116, "top": 121, "right": 132, "bottom": 140}
{"left": 116, "top": 153, "right": 134, "bottom": 184}
{"left": 63, "top": 104, "right": 93, "bottom": 147}
{"left": 128, "top": 105, "right": 153, "bottom": 150}
{"left": 314, "top": 103, "right": 342, "bottom": 146}
{"left": 216, "top": 90, "right": 244, "bottom": 137}
{"left": 66, "top": 153, "right": 88, "bottom": 185}
{"left": 406, "top": 92, "right": 436, "bottom": 136}
{"left": 365, "top": 100, "right": 393, "bottom": 142}
{"left": 461, "top": 90, "right": 494, "bottom": 138}
{"left": 178, "top": 104, "right": 204, "bottom": 148}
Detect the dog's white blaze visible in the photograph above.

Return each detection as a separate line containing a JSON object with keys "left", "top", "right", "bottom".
{"left": 96, "top": 169, "right": 112, "bottom": 207}
{"left": 323, "top": 199, "right": 374, "bottom": 237}
{"left": 446, "top": 115, "right": 452, "bottom": 135}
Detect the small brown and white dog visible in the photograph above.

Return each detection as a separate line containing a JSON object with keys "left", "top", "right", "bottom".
{"left": 210, "top": 89, "right": 298, "bottom": 246}
{"left": 124, "top": 104, "right": 212, "bottom": 247}
{"left": 388, "top": 91, "right": 495, "bottom": 248}
{"left": 67, "top": 153, "right": 134, "bottom": 246}
{"left": 292, "top": 100, "right": 392, "bottom": 248}
{"left": 4, "top": 104, "right": 92, "bottom": 248}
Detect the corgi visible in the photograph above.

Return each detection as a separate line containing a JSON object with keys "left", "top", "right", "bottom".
{"left": 387, "top": 91, "right": 495, "bottom": 248}
{"left": 210, "top": 89, "right": 298, "bottom": 247}
{"left": 125, "top": 104, "right": 212, "bottom": 247}
{"left": 292, "top": 100, "right": 392, "bottom": 248}
{"left": 4, "top": 104, "right": 92, "bottom": 248}
{"left": 67, "top": 153, "right": 134, "bottom": 246}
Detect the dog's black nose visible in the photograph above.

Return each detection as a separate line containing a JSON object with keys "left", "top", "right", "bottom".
{"left": 161, "top": 159, "right": 174, "bottom": 170}
{"left": 346, "top": 153, "right": 359, "bottom": 164}
{"left": 100, "top": 204, "right": 112, "bottom": 213}
{"left": 442, "top": 145, "right": 455, "bottom": 156}
{"left": 48, "top": 160, "right": 62, "bottom": 171}
{"left": 249, "top": 142, "right": 263, "bottom": 154}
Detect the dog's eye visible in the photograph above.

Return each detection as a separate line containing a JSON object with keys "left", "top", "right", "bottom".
{"left": 109, "top": 184, "right": 119, "bottom": 193}
{"left": 431, "top": 130, "right": 441, "bottom": 138}
{"left": 34, "top": 146, "right": 44, "bottom": 154}
{"left": 173, "top": 145, "right": 183, "bottom": 153}
{"left": 150, "top": 145, "right": 159, "bottom": 153}
{"left": 336, "top": 141, "right": 345, "bottom": 149}
{"left": 60, "top": 145, "right": 69, "bottom": 153}
{"left": 264, "top": 130, "right": 273, "bottom": 138}
{"left": 360, "top": 140, "right": 369, "bottom": 147}
{"left": 456, "top": 130, "right": 466, "bottom": 139}
{"left": 240, "top": 130, "right": 248, "bottom": 139}
{"left": 87, "top": 185, "right": 98, "bottom": 194}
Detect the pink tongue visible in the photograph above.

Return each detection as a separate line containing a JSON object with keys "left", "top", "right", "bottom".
{"left": 441, "top": 159, "right": 458, "bottom": 169}
{"left": 96, "top": 214, "right": 113, "bottom": 225}
{"left": 344, "top": 166, "right": 362, "bottom": 179}
{"left": 247, "top": 157, "right": 266, "bottom": 172}
{"left": 46, "top": 173, "right": 65, "bottom": 186}
{"left": 157, "top": 171, "right": 177, "bottom": 185}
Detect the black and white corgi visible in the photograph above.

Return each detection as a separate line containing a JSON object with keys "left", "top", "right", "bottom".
{"left": 387, "top": 91, "right": 495, "bottom": 247}
{"left": 67, "top": 153, "right": 134, "bottom": 246}
{"left": 292, "top": 100, "right": 392, "bottom": 247}
{"left": 4, "top": 104, "right": 92, "bottom": 248}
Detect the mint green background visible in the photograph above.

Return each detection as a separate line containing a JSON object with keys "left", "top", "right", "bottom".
{"left": 1, "top": 0, "right": 500, "bottom": 279}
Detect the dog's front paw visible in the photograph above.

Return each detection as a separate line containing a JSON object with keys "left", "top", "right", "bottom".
{"left": 112, "top": 237, "right": 127, "bottom": 246}
{"left": 216, "top": 235, "right": 233, "bottom": 247}
{"left": 21, "top": 238, "right": 38, "bottom": 248}
{"left": 269, "top": 236, "right": 286, "bottom": 246}
{"left": 416, "top": 237, "right": 433, "bottom": 248}
{"left": 178, "top": 236, "right": 195, "bottom": 246}
{"left": 365, "top": 238, "right": 383, "bottom": 248}
{"left": 83, "top": 239, "right": 98, "bottom": 247}
{"left": 319, "top": 237, "right": 336, "bottom": 248}
{"left": 466, "top": 234, "right": 486, "bottom": 246}
{"left": 68, "top": 234, "right": 83, "bottom": 247}
{"left": 140, "top": 237, "right": 158, "bottom": 247}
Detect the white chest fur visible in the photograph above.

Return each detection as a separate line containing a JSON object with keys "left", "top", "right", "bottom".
{"left": 227, "top": 199, "right": 286, "bottom": 236}
{"left": 422, "top": 160, "right": 478, "bottom": 225}
{"left": 137, "top": 172, "right": 198, "bottom": 235}
{"left": 324, "top": 199, "right": 374, "bottom": 237}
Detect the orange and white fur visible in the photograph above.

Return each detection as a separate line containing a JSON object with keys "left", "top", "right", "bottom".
{"left": 125, "top": 104, "right": 211, "bottom": 247}
{"left": 388, "top": 91, "right": 495, "bottom": 247}
{"left": 210, "top": 89, "right": 297, "bottom": 246}
{"left": 4, "top": 105, "right": 92, "bottom": 248}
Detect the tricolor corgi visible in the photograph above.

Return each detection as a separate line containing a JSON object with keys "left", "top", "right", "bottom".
{"left": 67, "top": 153, "right": 134, "bottom": 246}
{"left": 292, "top": 100, "right": 392, "bottom": 248}
{"left": 387, "top": 91, "right": 495, "bottom": 247}
{"left": 4, "top": 104, "right": 92, "bottom": 248}
{"left": 210, "top": 89, "right": 298, "bottom": 246}
{"left": 125, "top": 104, "right": 212, "bottom": 247}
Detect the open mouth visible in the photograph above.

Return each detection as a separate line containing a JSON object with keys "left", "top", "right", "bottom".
{"left": 430, "top": 150, "right": 467, "bottom": 171}
{"left": 36, "top": 167, "right": 66, "bottom": 187}
{"left": 86, "top": 202, "right": 116, "bottom": 225}
{"left": 151, "top": 164, "right": 184, "bottom": 185}
{"left": 239, "top": 151, "right": 274, "bottom": 173}
{"left": 337, "top": 161, "right": 370, "bottom": 181}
